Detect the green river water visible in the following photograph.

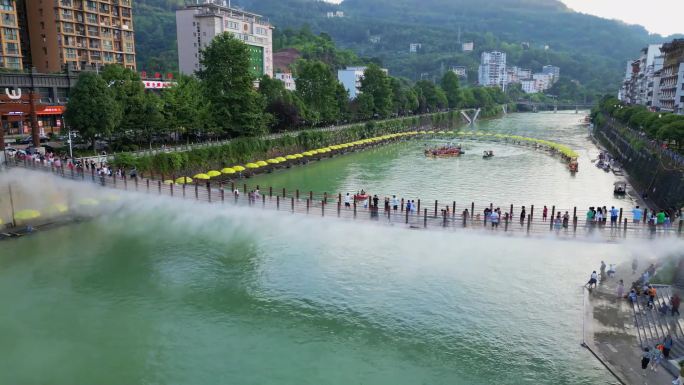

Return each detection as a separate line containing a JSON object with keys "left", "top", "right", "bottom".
{"left": 0, "top": 112, "right": 666, "bottom": 384}
{"left": 249, "top": 112, "right": 637, "bottom": 211}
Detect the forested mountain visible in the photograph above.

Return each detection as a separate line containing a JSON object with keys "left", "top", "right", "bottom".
{"left": 134, "top": 0, "right": 678, "bottom": 99}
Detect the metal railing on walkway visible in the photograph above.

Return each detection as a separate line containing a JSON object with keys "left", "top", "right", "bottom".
{"left": 6, "top": 157, "right": 684, "bottom": 241}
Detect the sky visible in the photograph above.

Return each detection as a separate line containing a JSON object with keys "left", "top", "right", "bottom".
{"left": 560, "top": 0, "right": 682, "bottom": 36}
{"left": 322, "top": 0, "right": 683, "bottom": 37}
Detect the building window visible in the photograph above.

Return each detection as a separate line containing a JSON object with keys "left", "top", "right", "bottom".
{"left": 86, "top": 13, "right": 97, "bottom": 24}
{"left": 65, "top": 48, "right": 77, "bottom": 59}
{"left": 255, "top": 27, "right": 267, "bottom": 35}
{"left": 5, "top": 42, "right": 18, "bottom": 55}
{"left": 2, "top": 13, "right": 15, "bottom": 27}
{"left": 0, "top": 0, "right": 13, "bottom": 11}
{"left": 102, "top": 40, "right": 113, "bottom": 50}
{"left": 5, "top": 56, "right": 20, "bottom": 69}
{"left": 125, "top": 42, "right": 133, "bottom": 53}
{"left": 62, "top": 22, "right": 74, "bottom": 33}
{"left": 104, "top": 52, "right": 113, "bottom": 62}
{"left": 125, "top": 54, "right": 134, "bottom": 62}
{"left": 3, "top": 27, "right": 16, "bottom": 40}
{"left": 225, "top": 21, "right": 239, "bottom": 30}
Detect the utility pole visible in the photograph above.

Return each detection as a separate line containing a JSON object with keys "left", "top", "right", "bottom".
{"left": 8, "top": 184, "right": 16, "bottom": 228}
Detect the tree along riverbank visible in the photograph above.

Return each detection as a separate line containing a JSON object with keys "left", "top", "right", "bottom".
{"left": 112, "top": 107, "right": 510, "bottom": 176}
{"left": 591, "top": 113, "right": 684, "bottom": 212}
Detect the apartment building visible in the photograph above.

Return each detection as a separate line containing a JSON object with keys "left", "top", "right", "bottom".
{"left": 478, "top": 51, "right": 506, "bottom": 90}
{"left": 275, "top": 72, "right": 295, "bottom": 91}
{"left": 658, "top": 39, "right": 684, "bottom": 114}
{"left": 450, "top": 66, "right": 467, "bottom": 79}
{"left": 176, "top": 0, "right": 273, "bottom": 77}
{"left": 338, "top": 66, "right": 388, "bottom": 99}
{"left": 542, "top": 65, "right": 560, "bottom": 83}
{"left": 25, "top": 0, "right": 136, "bottom": 72}
{"left": 0, "top": 0, "right": 23, "bottom": 70}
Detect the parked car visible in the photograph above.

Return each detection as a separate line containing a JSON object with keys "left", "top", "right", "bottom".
{"left": 18, "top": 135, "right": 49, "bottom": 144}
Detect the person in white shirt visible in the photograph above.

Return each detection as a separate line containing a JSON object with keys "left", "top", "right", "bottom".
{"left": 391, "top": 195, "right": 399, "bottom": 211}
{"left": 344, "top": 193, "right": 351, "bottom": 207}
{"left": 490, "top": 209, "right": 500, "bottom": 228}
{"left": 586, "top": 271, "right": 598, "bottom": 288}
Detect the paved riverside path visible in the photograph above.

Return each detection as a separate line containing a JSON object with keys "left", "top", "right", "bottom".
{"left": 76, "top": 110, "right": 459, "bottom": 163}
{"left": 584, "top": 266, "right": 679, "bottom": 385}
{"left": 7, "top": 158, "right": 684, "bottom": 242}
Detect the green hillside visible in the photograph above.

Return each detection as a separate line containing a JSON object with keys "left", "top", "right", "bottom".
{"left": 134, "top": 0, "right": 675, "bottom": 99}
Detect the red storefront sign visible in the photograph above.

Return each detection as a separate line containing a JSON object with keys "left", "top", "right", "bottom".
{"left": 143, "top": 81, "right": 177, "bottom": 89}
{"left": 36, "top": 105, "right": 65, "bottom": 115}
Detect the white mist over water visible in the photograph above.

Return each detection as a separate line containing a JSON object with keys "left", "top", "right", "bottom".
{"left": 1, "top": 169, "right": 682, "bottom": 385}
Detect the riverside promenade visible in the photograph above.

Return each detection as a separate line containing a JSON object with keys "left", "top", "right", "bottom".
{"left": 583, "top": 266, "right": 682, "bottom": 385}
{"left": 3, "top": 158, "right": 683, "bottom": 242}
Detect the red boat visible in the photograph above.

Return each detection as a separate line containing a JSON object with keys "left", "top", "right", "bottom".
{"left": 354, "top": 193, "right": 369, "bottom": 202}
{"left": 425, "top": 145, "right": 464, "bottom": 157}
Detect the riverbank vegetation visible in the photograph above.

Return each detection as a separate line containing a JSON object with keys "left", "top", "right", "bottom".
{"left": 592, "top": 97, "right": 684, "bottom": 153}
{"left": 66, "top": 32, "right": 511, "bottom": 154}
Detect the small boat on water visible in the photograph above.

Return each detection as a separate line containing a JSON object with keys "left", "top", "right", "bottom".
{"left": 425, "top": 144, "right": 464, "bottom": 157}
{"left": 354, "top": 192, "right": 369, "bottom": 202}
{"left": 482, "top": 150, "right": 494, "bottom": 159}
{"left": 613, "top": 182, "right": 627, "bottom": 196}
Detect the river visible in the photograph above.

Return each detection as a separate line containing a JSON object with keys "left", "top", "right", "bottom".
{"left": 249, "top": 112, "right": 638, "bottom": 211}
{"left": 0, "top": 112, "right": 668, "bottom": 385}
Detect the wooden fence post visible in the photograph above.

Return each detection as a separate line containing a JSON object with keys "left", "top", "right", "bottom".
{"left": 434, "top": 200, "right": 438, "bottom": 216}
{"left": 170, "top": 183, "right": 174, "bottom": 197}
{"left": 157, "top": 180, "right": 161, "bottom": 194}
{"left": 221, "top": 187, "right": 225, "bottom": 203}
{"left": 183, "top": 184, "right": 186, "bottom": 199}
{"left": 401, "top": 198, "right": 404, "bottom": 212}
{"left": 283, "top": 188, "right": 286, "bottom": 198}
{"left": 337, "top": 201, "right": 341, "bottom": 217}
{"left": 276, "top": 196, "right": 280, "bottom": 210}
{"left": 549, "top": 205, "right": 555, "bottom": 230}
{"left": 417, "top": 199, "right": 421, "bottom": 214}
{"left": 423, "top": 208, "right": 427, "bottom": 228}
{"left": 146, "top": 179, "right": 150, "bottom": 192}
{"left": 296, "top": 189, "right": 300, "bottom": 200}
{"left": 618, "top": 208, "right": 623, "bottom": 224}
{"left": 291, "top": 197, "right": 294, "bottom": 212}
{"left": 471, "top": 202, "right": 474, "bottom": 219}
{"left": 452, "top": 201, "right": 456, "bottom": 217}
{"left": 195, "top": 183, "right": 199, "bottom": 200}
{"left": 306, "top": 198, "right": 310, "bottom": 214}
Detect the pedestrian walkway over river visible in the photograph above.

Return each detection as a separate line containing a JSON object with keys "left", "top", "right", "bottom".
{"left": 4, "top": 160, "right": 682, "bottom": 242}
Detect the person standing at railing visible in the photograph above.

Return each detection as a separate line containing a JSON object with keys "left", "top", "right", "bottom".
{"left": 632, "top": 206, "right": 642, "bottom": 224}
{"left": 610, "top": 206, "right": 619, "bottom": 227}
{"left": 391, "top": 195, "right": 399, "bottom": 211}
{"left": 490, "top": 209, "right": 499, "bottom": 228}
{"left": 344, "top": 193, "right": 351, "bottom": 208}
{"left": 542, "top": 205, "right": 548, "bottom": 222}
{"left": 519, "top": 206, "right": 526, "bottom": 226}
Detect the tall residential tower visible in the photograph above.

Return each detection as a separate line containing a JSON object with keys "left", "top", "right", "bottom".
{"left": 0, "top": 0, "right": 23, "bottom": 70}
{"left": 478, "top": 51, "right": 507, "bottom": 90}
{"left": 24, "top": 0, "right": 136, "bottom": 72}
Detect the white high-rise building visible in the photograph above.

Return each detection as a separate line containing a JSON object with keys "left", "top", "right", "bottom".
{"left": 176, "top": 0, "right": 274, "bottom": 77}
{"left": 478, "top": 51, "right": 507, "bottom": 90}
{"left": 275, "top": 72, "right": 296, "bottom": 91}
{"left": 338, "top": 66, "right": 388, "bottom": 99}
{"left": 542, "top": 65, "right": 560, "bottom": 83}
